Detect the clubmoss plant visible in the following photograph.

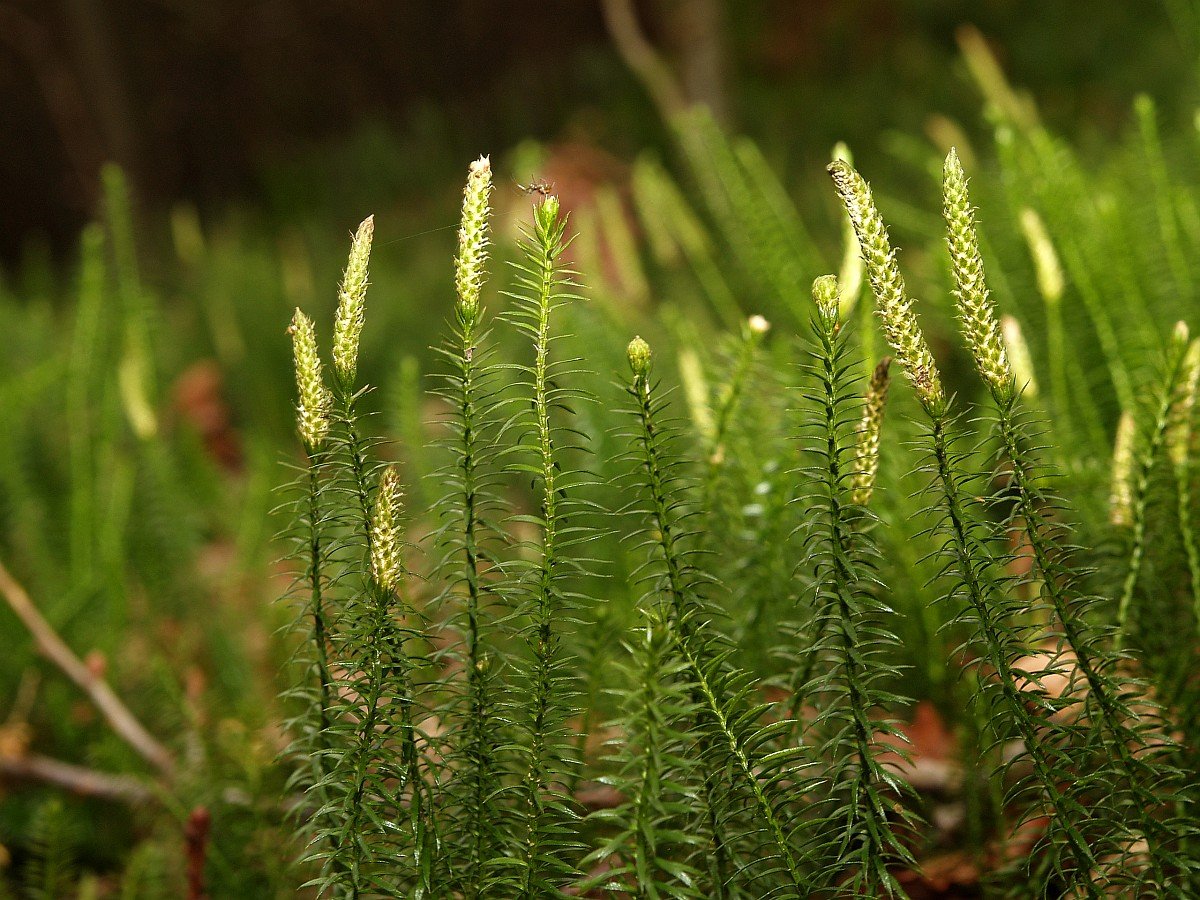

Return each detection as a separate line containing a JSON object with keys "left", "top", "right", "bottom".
{"left": 583, "top": 608, "right": 706, "bottom": 897}
{"left": 288, "top": 306, "right": 334, "bottom": 777}
{"left": 329, "top": 215, "right": 379, "bottom": 547}
{"left": 1110, "top": 411, "right": 1137, "bottom": 528}
{"left": 833, "top": 156, "right": 1108, "bottom": 896}
{"left": 1170, "top": 339, "right": 1200, "bottom": 623}
{"left": 621, "top": 334, "right": 736, "bottom": 894}
{"left": 786, "top": 345, "right": 895, "bottom": 724}
{"left": 18, "top": 47, "right": 1200, "bottom": 892}
{"left": 326, "top": 465, "right": 422, "bottom": 896}
{"left": 103, "top": 164, "right": 159, "bottom": 442}
{"left": 501, "top": 192, "right": 589, "bottom": 896}
{"left": 433, "top": 155, "right": 511, "bottom": 898}
{"left": 942, "top": 148, "right": 1192, "bottom": 892}
{"left": 1000, "top": 314, "right": 1037, "bottom": 398}
{"left": 802, "top": 274, "right": 916, "bottom": 896}
{"left": 709, "top": 314, "right": 770, "bottom": 466}
{"left": 67, "top": 224, "right": 107, "bottom": 584}
{"left": 264, "top": 137, "right": 1200, "bottom": 898}
{"left": 624, "top": 334, "right": 809, "bottom": 896}
{"left": 291, "top": 213, "right": 448, "bottom": 897}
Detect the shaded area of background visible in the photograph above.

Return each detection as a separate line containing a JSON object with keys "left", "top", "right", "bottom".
{"left": 3, "top": 0, "right": 1197, "bottom": 266}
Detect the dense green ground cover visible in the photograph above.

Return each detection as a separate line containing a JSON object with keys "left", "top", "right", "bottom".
{"left": 5, "top": 28, "right": 1200, "bottom": 896}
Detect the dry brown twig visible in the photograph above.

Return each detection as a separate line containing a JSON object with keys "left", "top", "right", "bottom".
{"left": 0, "top": 752, "right": 155, "bottom": 804}
{"left": 0, "top": 557, "right": 175, "bottom": 777}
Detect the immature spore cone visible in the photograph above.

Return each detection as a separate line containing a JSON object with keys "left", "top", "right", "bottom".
{"left": 332, "top": 215, "right": 375, "bottom": 387}
{"left": 942, "top": 149, "right": 1012, "bottom": 398}
{"left": 455, "top": 155, "right": 493, "bottom": 323}
{"left": 370, "top": 466, "right": 405, "bottom": 594}
{"left": 812, "top": 273, "right": 840, "bottom": 325}
{"left": 828, "top": 160, "right": 944, "bottom": 411}
{"left": 851, "top": 357, "right": 892, "bottom": 507}
{"left": 627, "top": 335, "right": 652, "bottom": 380}
{"left": 290, "top": 308, "right": 331, "bottom": 452}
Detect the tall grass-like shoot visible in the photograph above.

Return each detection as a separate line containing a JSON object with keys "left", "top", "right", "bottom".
{"left": 1170, "top": 339, "right": 1200, "bottom": 622}
{"left": 1110, "top": 411, "right": 1137, "bottom": 528}
{"left": 803, "top": 274, "right": 916, "bottom": 896}
{"left": 434, "top": 155, "right": 511, "bottom": 897}
{"left": 502, "top": 192, "right": 589, "bottom": 895}
{"left": 1118, "top": 322, "right": 1193, "bottom": 643}
{"left": 1000, "top": 314, "right": 1038, "bottom": 397}
{"left": 624, "top": 335, "right": 809, "bottom": 896}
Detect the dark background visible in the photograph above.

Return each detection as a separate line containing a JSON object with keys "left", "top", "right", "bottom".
{"left": 3, "top": 0, "right": 1195, "bottom": 266}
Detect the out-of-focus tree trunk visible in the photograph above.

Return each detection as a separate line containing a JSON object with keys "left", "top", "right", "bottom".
{"left": 660, "top": 0, "right": 729, "bottom": 125}
{"left": 601, "top": 0, "right": 688, "bottom": 122}
{"left": 0, "top": 5, "right": 104, "bottom": 205}
{"left": 601, "top": 0, "right": 731, "bottom": 126}
{"left": 63, "top": 0, "right": 143, "bottom": 192}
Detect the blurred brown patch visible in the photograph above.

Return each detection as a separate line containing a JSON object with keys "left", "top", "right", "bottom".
{"left": 172, "top": 360, "right": 242, "bottom": 472}
{"left": 902, "top": 701, "right": 955, "bottom": 761}
{"left": 185, "top": 805, "right": 211, "bottom": 900}
{"left": 896, "top": 850, "right": 982, "bottom": 898}
{"left": 1007, "top": 519, "right": 1035, "bottom": 583}
{"left": 0, "top": 722, "right": 32, "bottom": 761}
{"left": 540, "top": 140, "right": 626, "bottom": 219}
{"left": 877, "top": 701, "right": 961, "bottom": 795}
{"left": 575, "top": 780, "right": 624, "bottom": 811}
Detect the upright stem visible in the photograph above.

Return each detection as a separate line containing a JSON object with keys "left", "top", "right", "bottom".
{"left": 632, "top": 373, "right": 804, "bottom": 896}
{"left": 1178, "top": 462, "right": 1200, "bottom": 630}
{"left": 337, "top": 392, "right": 374, "bottom": 547}
{"left": 515, "top": 202, "right": 574, "bottom": 897}
{"left": 928, "top": 414, "right": 1100, "bottom": 897}
{"left": 305, "top": 464, "right": 334, "bottom": 793}
{"left": 452, "top": 314, "right": 496, "bottom": 899}
{"left": 812, "top": 319, "right": 906, "bottom": 893}
{"left": 339, "top": 584, "right": 393, "bottom": 900}
{"left": 996, "top": 400, "right": 1167, "bottom": 884}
